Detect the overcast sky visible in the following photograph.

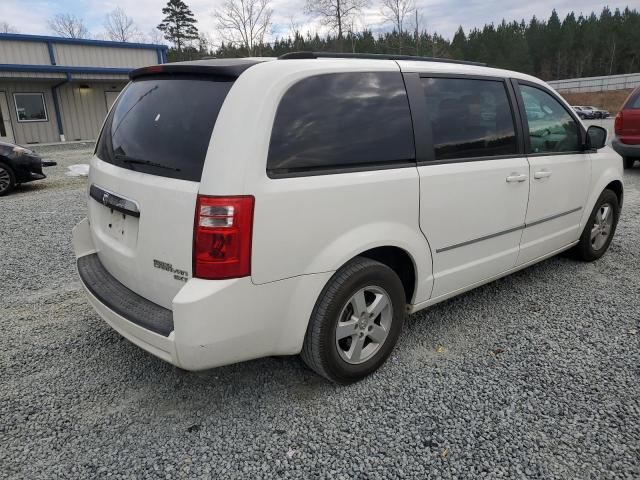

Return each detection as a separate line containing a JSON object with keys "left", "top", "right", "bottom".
{"left": 3, "top": 0, "right": 634, "bottom": 47}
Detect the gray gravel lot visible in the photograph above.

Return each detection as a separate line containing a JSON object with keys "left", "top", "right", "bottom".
{"left": 1, "top": 143, "right": 639, "bottom": 479}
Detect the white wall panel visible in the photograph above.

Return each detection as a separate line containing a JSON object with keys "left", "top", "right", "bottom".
{"left": 54, "top": 44, "right": 158, "bottom": 68}
{"left": 549, "top": 73, "right": 640, "bottom": 93}
{"left": 0, "top": 40, "right": 50, "bottom": 65}
{"left": 58, "top": 82, "right": 125, "bottom": 141}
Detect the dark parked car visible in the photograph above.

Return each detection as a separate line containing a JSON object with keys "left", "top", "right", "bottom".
{"left": 613, "top": 87, "right": 640, "bottom": 169}
{"left": 0, "top": 141, "right": 56, "bottom": 196}
{"left": 573, "top": 106, "right": 595, "bottom": 119}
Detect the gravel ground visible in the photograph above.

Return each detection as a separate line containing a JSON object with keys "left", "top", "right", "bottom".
{"left": 1, "top": 143, "right": 639, "bottom": 479}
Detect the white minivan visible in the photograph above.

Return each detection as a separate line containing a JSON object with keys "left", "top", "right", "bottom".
{"left": 73, "top": 53, "right": 622, "bottom": 383}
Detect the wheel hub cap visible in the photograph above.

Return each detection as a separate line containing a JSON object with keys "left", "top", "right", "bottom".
{"left": 590, "top": 202, "right": 613, "bottom": 251}
{"left": 0, "top": 167, "right": 10, "bottom": 192}
{"left": 335, "top": 286, "right": 393, "bottom": 365}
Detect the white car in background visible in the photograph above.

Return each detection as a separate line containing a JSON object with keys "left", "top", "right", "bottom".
{"left": 73, "top": 53, "right": 623, "bottom": 383}
{"left": 581, "top": 105, "right": 610, "bottom": 119}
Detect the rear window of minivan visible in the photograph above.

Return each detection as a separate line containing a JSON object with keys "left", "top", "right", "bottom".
{"left": 96, "top": 75, "right": 233, "bottom": 182}
{"left": 267, "top": 72, "right": 415, "bottom": 176}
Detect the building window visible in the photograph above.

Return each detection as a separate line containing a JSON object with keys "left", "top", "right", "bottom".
{"left": 14, "top": 93, "right": 48, "bottom": 122}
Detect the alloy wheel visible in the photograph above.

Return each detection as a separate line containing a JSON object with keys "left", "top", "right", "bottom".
{"left": 591, "top": 202, "right": 613, "bottom": 251}
{"left": 0, "top": 166, "right": 11, "bottom": 194}
{"left": 335, "top": 286, "right": 393, "bottom": 365}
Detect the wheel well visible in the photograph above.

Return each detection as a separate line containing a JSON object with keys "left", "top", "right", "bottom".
{"left": 606, "top": 180, "right": 623, "bottom": 207}
{"left": 358, "top": 246, "right": 416, "bottom": 303}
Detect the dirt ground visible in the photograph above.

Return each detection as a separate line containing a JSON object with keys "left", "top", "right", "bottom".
{"left": 560, "top": 88, "right": 635, "bottom": 114}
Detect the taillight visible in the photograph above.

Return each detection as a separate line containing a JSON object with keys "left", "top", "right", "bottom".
{"left": 614, "top": 111, "right": 624, "bottom": 135}
{"left": 193, "top": 195, "right": 254, "bottom": 280}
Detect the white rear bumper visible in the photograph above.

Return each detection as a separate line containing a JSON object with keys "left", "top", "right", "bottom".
{"left": 72, "top": 218, "right": 332, "bottom": 370}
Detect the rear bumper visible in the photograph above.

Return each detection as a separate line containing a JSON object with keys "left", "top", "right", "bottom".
{"left": 72, "top": 217, "right": 332, "bottom": 371}
{"left": 77, "top": 253, "right": 174, "bottom": 336}
{"left": 612, "top": 138, "right": 640, "bottom": 158}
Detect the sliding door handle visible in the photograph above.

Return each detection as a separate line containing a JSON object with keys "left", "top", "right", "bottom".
{"left": 506, "top": 173, "right": 527, "bottom": 183}
{"left": 534, "top": 170, "right": 552, "bottom": 179}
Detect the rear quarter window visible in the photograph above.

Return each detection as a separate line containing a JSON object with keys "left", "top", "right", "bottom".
{"left": 267, "top": 72, "right": 415, "bottom": 176}
{"left": 96, "top": 75, "right": 233, "bottom": 182}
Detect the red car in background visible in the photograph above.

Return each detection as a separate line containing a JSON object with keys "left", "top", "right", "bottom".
{"left": 613, "top": 87, "right": 640, "bottom": 169}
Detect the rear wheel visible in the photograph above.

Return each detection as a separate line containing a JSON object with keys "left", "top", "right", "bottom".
{"left": 623, "top": 157, "right": 635, "bottom": 169}
{"left": 0, "top": 162, "right": 16, "bottom": 196}
{"left": 301, "top": 257, "right": 406, "bottom": 384}
{"left": 571, "top": 189, "right": 619, "bottom": 262}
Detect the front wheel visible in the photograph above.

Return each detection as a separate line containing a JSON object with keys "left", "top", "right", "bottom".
{"left": 0, "top": 162, "right": 16, "bottom": 196}
{"left": 571, "top": 189, "right": 619, "bottom": 262}
{"left": 301, "top": 257, "right": 406, "bottom": 384}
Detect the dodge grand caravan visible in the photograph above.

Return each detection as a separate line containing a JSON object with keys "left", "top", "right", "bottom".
{"left": 73, "top": 53, "right": 623, "bottom": 383}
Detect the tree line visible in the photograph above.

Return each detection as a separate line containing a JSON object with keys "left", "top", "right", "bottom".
{"left": 211, "top": 5, "right": 640, "bottom": 81}
{"left": 2, "top": 0, "right": 638, "bottom": 81}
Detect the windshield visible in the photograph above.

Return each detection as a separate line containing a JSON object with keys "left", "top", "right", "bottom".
{"left": 96, "top": 75, "right": 233, "bottom": 182}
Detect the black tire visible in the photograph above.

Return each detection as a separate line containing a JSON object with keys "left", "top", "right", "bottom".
{"left": 623, "top": 157, "right": 635, "bottom": 169}
{"left": 570, "top": 189, "right": 619, "bottom": 262}
{"left": 301, "top": 257, "right": 406, "bottom": 384}
{"left": 0, "top": 161, "right": 16, "bottom": 197}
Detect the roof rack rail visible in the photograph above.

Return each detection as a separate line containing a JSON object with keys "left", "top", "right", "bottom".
{"left": 278, "top": 51, "right": 486, "bottom": 67}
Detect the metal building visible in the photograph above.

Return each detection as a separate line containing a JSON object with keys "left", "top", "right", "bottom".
{"left": 0, "top": 33, "right": 167, "bottom": 145}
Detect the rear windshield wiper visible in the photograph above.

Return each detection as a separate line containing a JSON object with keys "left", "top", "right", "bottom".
{"left": 114, "top": 154, "right": 181, "bottom": 172}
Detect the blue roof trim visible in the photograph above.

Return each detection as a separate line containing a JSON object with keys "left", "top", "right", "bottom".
{"left": 0, "top": 33, "right": 168, "bottom": 51}
{"left": 0, "top": 64, "right": 133, "bottom": 75}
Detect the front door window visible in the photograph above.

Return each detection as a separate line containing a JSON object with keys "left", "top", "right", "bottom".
{"left": 519, "top": 85, "right": 581, "bottom": 154}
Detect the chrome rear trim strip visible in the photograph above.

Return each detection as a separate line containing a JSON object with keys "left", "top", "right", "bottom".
{"left": 89, "top": 184, "right": 140, "bottom": 218}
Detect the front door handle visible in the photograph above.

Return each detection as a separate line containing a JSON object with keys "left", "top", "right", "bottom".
{"left": 506, "top": 173, "right": 527, "bottom": 183}
{"left": 534, "top": 169, "right": 552, "bottom": 179}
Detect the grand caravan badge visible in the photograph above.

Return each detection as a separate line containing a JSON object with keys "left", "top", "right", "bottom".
{"left": 153, "top": 259, "right": 189, "bottom": 283}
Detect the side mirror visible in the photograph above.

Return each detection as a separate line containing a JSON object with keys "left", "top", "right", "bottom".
{"left": 587, "top": 125, "right": 607, "bottom": 150}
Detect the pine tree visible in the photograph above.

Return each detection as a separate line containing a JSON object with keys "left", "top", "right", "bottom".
{"left": 450, "top": 26, "right": 467, "bottom": 59}
{"left": 161, "top": 4, "right": 639, "bottom": 80}
{"left": 157, "top": 0, "right": 199, "bottom": 55}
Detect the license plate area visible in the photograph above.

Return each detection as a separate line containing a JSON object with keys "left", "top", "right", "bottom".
{"left": 105, "top": 207, "right": 138, "bottom": 246}
{"left": 89, "top": 184, "right": 140, "bottom": 250}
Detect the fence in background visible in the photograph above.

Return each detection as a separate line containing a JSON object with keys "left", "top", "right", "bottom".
{"left": 548, "top": 73, "right": 640, "bottom": 93}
